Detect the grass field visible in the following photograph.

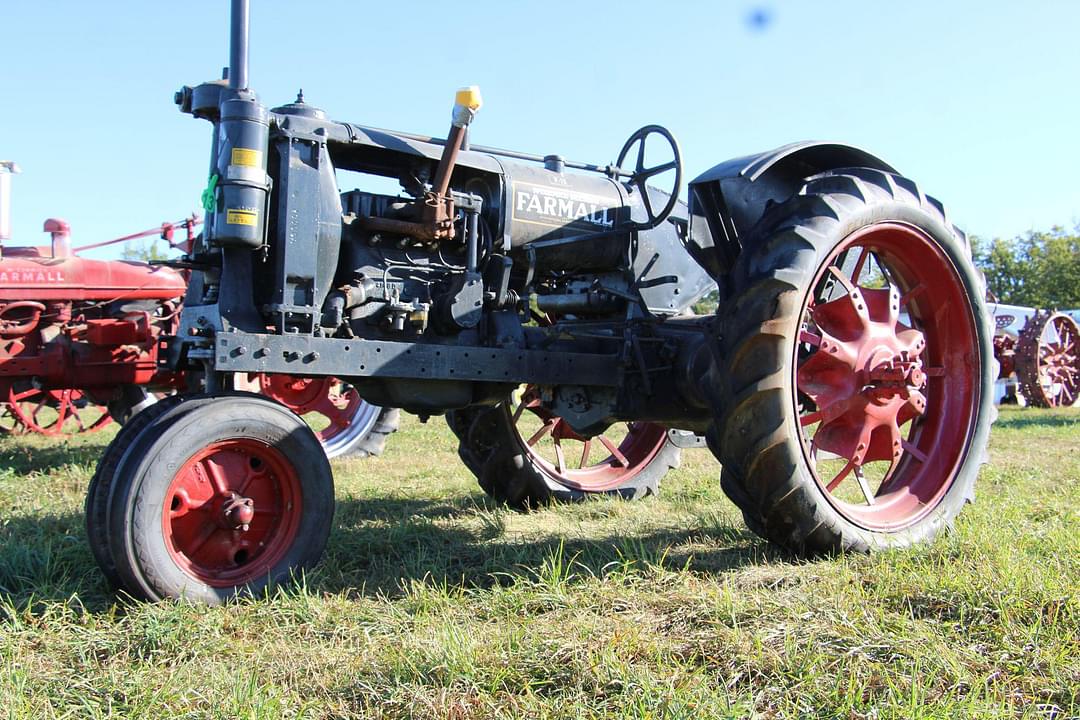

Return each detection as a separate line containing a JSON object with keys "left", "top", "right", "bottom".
{"left": 0, "top": 406, "right": 1077, "bottom": 719}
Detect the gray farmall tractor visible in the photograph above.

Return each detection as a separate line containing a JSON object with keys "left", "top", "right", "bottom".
{"left": 86, "top": 0, "right": 996, "bottom": 603}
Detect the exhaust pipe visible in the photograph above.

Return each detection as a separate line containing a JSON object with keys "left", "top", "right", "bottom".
{"left": 229, "top": 0, "right": 249, "bottom": 90}
{"left": 0, "top": 161, "right": 20, "bottom": 242}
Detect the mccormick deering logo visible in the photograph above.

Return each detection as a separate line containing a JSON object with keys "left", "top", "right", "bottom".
{"left": 512, "top": 182, "right": 617, "bottom": 230}
{"left": 0, "top": 269, "right": 66, "bottom": 283}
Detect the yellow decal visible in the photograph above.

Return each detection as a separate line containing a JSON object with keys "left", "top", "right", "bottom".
{"left": 230, "top": 148, "right": 262, "bottom": 167}
{"left": 226, "top": 209, "right": 258, "bottom": 226}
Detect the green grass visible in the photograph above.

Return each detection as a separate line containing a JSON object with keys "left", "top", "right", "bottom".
{"left": 0, "top": 406, "right": 1077, "bottom": 719}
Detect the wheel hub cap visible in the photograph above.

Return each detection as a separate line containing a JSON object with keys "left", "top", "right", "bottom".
{"left": 220, "top": 492, "right": 255, "bottom": 531}
{"left": 799, "top": 284, "right": 927, "bottom": 469}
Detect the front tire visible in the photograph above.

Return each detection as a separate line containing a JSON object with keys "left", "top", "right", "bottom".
{"left": 99, "top": 393, "right": 334, "bottom": 603}
{"left": 712, "top": 168, "right": 995, "bottom": 553}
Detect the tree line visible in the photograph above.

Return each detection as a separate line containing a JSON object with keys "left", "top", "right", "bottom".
{"left": 972, "top": 224, "right": 1080, "bottom": 308}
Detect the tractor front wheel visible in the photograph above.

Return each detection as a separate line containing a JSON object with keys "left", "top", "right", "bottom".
{"left": 91, "top": 392, "right": 334, "bottom": 603}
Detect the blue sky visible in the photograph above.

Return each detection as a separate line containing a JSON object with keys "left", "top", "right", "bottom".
{"left": 2, "top": 1, "right": 1077, "bottom": 258}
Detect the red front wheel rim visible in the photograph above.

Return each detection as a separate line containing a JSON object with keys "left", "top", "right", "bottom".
{"left": 506, "top": 386, "right": 669, "bottom": 492}
{"left": 161, "top": 439, "right": 303, "bottom": 587}
{"left": 794, "top": 222, "right": 980, "bottom": 531}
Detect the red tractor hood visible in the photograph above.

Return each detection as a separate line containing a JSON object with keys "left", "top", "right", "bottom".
{"left": 0, "top": 249, "right": 187, "bottom": 302}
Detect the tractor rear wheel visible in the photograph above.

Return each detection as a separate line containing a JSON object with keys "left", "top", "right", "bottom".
{"left": 448, "top": 387, "right": 680, "bottom": 508}
{"left": 712, "top": 168, "right": 995, "bottom": 553}
{"left": 1, "top": 386, "right": 112, "bottom": 435}
{"left": 1015, "top": 311, "right": 1080, "bottom": 408}
{"left": 98, "top": 393, "right": 334, "bottom": 603}
{"left": 235, "top": 373, "right": 399, "bottom": 459}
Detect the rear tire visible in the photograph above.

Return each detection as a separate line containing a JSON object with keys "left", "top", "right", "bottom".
{"left": 341, "top": 407, "right": 400, "bottom": 459}
{"left": 101, "top": 393, "right": 334, "bottom": 603}
{"left": 712, "top": 168, "right": 995, "bottom": 553}
{"left": 448, "top": 394, "right": 680, "bottom": 509}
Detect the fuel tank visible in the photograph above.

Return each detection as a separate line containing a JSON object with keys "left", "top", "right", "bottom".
{"left": 498, "top": 161, "right": 629, "bottom": 246}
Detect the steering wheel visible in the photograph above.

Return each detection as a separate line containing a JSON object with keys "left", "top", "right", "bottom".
{"left": 615, "top": 125, "right": 683, "bottom": 230}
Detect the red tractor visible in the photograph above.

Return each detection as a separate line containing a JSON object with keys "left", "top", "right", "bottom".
{"left": 989, "top": 302, "right": 1080, "bottom": 408}
{"left": 0, "top": 161, "right": 397, "bottom": 456}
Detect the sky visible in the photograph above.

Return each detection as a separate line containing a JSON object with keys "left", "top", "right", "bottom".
{"left": 2, "top": 1, "right": 1078, "bottom": 259}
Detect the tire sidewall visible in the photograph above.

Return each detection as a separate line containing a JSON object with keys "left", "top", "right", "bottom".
{"left": 86, "top": 395, "right": 187, "bottom": 588}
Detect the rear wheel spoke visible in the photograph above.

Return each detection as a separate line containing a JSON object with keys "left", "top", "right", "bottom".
{"left": 526, "top": 420, "right": 556, "bottom": 447}
{"left": 578, "top": 439, "right": 592, "bottom": 469}
{"left": 827, "top": 265, "right": 858, "bottom": 295}
{"left": 900, "top": 439, "right": 928, "bottom": 463}
{"left": 825, "top": 459, "right": 857, "bottom": 492}
{"left": 850, "top": 246, "right": 870, "bottom": 283}
{"left": 512, "top": 399, "right": 529, "bottom": 424}
{"left": 599, "top": 434, "right": 630, "bottom": 467}
{"left": 552, "top": 438, "right": 566, "bottom": 474}
{"left": 854, "top": 466, "right": 876, "bottom": 506}
{"left": 899, "top": 283, "right": 925, "bottom": 307}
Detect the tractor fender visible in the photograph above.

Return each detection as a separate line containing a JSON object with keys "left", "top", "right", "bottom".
{"left": 686, "top": 141, "right": 897, "bottom": 280}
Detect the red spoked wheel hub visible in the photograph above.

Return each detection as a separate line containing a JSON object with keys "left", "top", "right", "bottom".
{"left": 507, "top": 385, "right": 669, "bottom": 492}
{"left": 795, "top": 223, "right": 980, "bottom": 530}
{"left": 161, "top": 439, "right": 302, "bottom": 586}
{"left": 1, "top": 386, "right": 112, "bottom": 435}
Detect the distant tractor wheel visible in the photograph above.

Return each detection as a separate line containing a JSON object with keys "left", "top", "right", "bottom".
{"left": 448, "top": 386, "right": 680, "bottom": 508}
{"left": 96, "top": 393, "right": 334, "bottom": 603}
{"left": 1, "top": 386, "right": 112, "bottom": 435}
{"left": 712, "top": 169, "right": 996, "bottom": 553}
{"left": 236, "top": 373, "right": 398, "bottom": 459}
{"left": 1015, "top": 311, "right": 1080, "bottom": 408}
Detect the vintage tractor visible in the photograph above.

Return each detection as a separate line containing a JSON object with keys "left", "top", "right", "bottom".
{"left": 0, "top": 206, "right": 189, "bottom": 432}
{"left": 86, "top": 0, "right": 996, "bottom": 603}
{"left": 989, "top": 303, "right": 1080, "bottom": 407}
{"left": 0, "top": 162, "right": 397, "bottom": 456}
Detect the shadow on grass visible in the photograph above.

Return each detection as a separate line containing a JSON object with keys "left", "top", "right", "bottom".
{"left": 313, "top": 494, "right": 772, "bottom": 598}
{"left": 0, "top": 440, "right": 106, "bottom": 475}
{"left": 0, "top": 508, "right": 115, "bottom": 612}
{"left": 0, "top": 493, "right": 771, "bottom": 612}
{"left": 992, "top": 409, "right": 1080, "bottom": 430}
